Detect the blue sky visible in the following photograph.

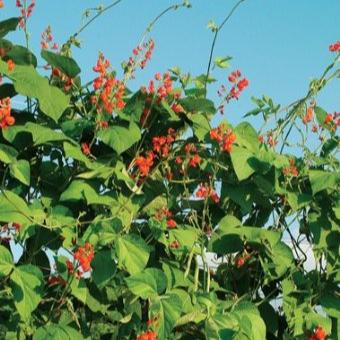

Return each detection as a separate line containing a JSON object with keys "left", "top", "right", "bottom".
{"left": 2, "top": 0, "right": 339, "bottom": 128}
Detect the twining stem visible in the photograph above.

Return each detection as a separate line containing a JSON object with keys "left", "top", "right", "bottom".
{"left": 204, "top": 0, "right": 247, "bottom": 96}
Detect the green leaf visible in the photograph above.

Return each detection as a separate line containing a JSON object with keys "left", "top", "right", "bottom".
{"left": 232, "top": 302, "right": 266, "bottom": 340}
{"left": 33, "top": 324, "right": 84, "bottom": 340}
{"left": 179, "top": 97, "right": 216, "bottom": 115}
{"left": 10, "top": 265, "right": 44, "bottom": 321}
{"left": 60, "top": 180, "right": 114, "bottom": 206}
{"left": 98, "top": 121, "right": 141, "bottom": 154}
{"left": 0, "top": 143, "right": 18, "bottom": 163}
{"left": 92, "top": 250, "right": 116, "bottom": 289}
{"left": 230, "top": 145, "right": 256, "bottom": 181}
{"left": 0, "top": 59, "right": 69, "bottom": 122}
{"left": 213, "top": 56, "right": 232, "bottom": 69}
{"left": 234, "top": 122, "right": 260, "bottom": 153}
{"left": 7, "top": 45, "right": 37, "bottom": 67}
{"left": 191, "top": 113, "right": 210, "bottom": 141}
{"left": 126, "top": 268, "right": 167, "bottom": 299}
{"left": 0, "top": 18, "right": 20, "bottom": 38}
{"left": 9, "top": 159, "right": 30, "bottom": 186}
{"left": 309, "top": 170, "right": 339, "bottom": 195}
{"left": 116, "top": 234, "right": 150, "bottom": 275}
{"left": 150, "top": 293, "right": 183, "bottom": 339}
{"left": 0, "top": 190, "right": 32, "bottom": 224}
{"left": 314, "top": 106, "right": 328, "bottom": 126}
{"left": 320, "top": 294, "right": 340, "bottom": 319}
{"left": 41, "top": 50, "right": 81, "bottom": 78}
{"left": 0, "top": 245, "right": 13, "bottom": 276}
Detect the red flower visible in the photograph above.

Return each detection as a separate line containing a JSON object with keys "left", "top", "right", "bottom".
{"left": 12, "top": 223, "right": 21, "bottom": 231}
{"left": 7, "top": 59, "right": 15, "bottom": 72}
{"left": 303, "top": 106, "right": 314, "bottom": 124}
{"left": 0, "top": 1, "right": 4, "bottom": 9}
{"left": 66, "top": 259, "right": 74, "bottom": 274}
{"left": 210, "top": 191, "right": 220, "bottom": 204}
{"left": 189, "top": 154, "right": 201, "bottom": 168}
{"left": 0, "top": 97, "right": 15, "bottom": 129}
{"left": 329, "top": 41, "right": 340, "bottom": 53}
{"left": 222, "top": 130, "right": 236, "bottom": 153}
{"left": 237, "top": 78, "right": 249, "bottom": 91}
{"left": 324, "top": 113, "right": 333, "bottom": 125}
{"left": 309, "top": 326, "right": 326, "bottom": 340}
{"left": 196, "top": 184, "right": 208, "bottom": 199}
{"left": 235, "top": 256, "right": 245, "bottom": 268}
{"left": 74, "top": 242, "right": 94, "bottom": 273}
{"left": 81, "top": 143, "right": 91, "bottom": 156}
{"left": 136, "top": 330, "right": 157, "bottom": 340}
{"left": 135, "top": 151, "right": 154, "bottom": 177}
{"left": 167, "top": 219, "right": 177, "bottom": 229}
{"left": 282, "top": 159, "right": 299, "bottom": 177}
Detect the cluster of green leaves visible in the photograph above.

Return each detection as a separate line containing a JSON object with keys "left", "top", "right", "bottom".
{"left": 0, "top": 13, "right": 339, "bottom": 340}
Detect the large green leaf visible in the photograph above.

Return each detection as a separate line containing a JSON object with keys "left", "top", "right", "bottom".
{"left": 125, "top": 268, "right": 167, "bottom": 299}
{"left": 179, "top": 97, "right": 216, "bottom": 115}
{"left": 191, "top": 113, "right": 210, "bottom": 141}
{"left": 9, "top": 159, "right": 30, "bottom": 186}
{"left": 60, "top": 180, "right": 114, "bottom": 206}
{"left": 0, "top": 143, "right": 18, "bottom": 163}
{"left": 7, "top": 45, "right": 37, "bottom": 67}
{"left": 33, "top": 324, "right": 84, "bottom": 340}
{"left": 10, "top": 265, "right": 44, "bottom": 321}
{"left": 234, "top": 122, "right": 260, "bottom": 153}
{"left": 0, "top": 18, "right": 19, "bottom": 38}
{"left": 0, "top": 190, "right": 32, "bottom": 224}
{"left": 0, "top": 245, "right": 13, "bottom": 276}
{"left": 0, "top": 59, "right": 69, "bottom": 122}
{"left": 116, "top": 234, "right": 150, "bottom": 275}
{"left": 92, "top": 250, "right": 116, "bottom": 289}
{"left": 309, "top": 170, "right": 339, "bottom": 195}
{"left": 149, "top": 293, "right": 183, "bottom": 339}
{"left": 41, "top": 50, "right": 81, "bottom": 78}
{"left": 97, "top": 121, "right": 141, "bottom": 154}
{"left": 230, "top": 146, "right": 256, "bottom": 181}
{"left": 232, "top": 302, "right": 266, "bottom": 340}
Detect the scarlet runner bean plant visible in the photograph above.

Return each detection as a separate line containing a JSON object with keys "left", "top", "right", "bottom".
{"left": 0, "top": 1, "right": 339, "bottom": 339}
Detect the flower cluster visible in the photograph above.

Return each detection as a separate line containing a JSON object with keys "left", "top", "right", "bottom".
{"left": 302, "top": 106, "right": 314, "bottom": 125}
{"left": 0, "top": 222, "right": 21, "bottom": 242}
{"left": 154, "top": 207, "right": 177, "bottom": 229}
{"left": 196, "top": 183, "right": 220, "bottom": 203}
{"left": 308, "top": 326, "right": 326, "bottom": 340}
{"left": 136, "top": 330, "right": 157, "bottom": 340}
{"left": 16, "top": 0, "right": 36, "bottom": 29}
{"left": 140, "top": 72, "right": 178, "bottom": 125}
{"left": 210, "top": 124, "right": 237, "bottom": 153}
{"left": 218, "top": 69, "right": 249, "bottom": 113}
{"left": 258, "top": 130, "right": 277, "bottom": 147}
{"left": 0, "top": 97, "right": 15, "bottom": 128}
{"left": 152, "top": 128, "right": 176, "bottom": 158}
{"left": 41, "top": 26, "right": 59, "bottom": 50}
{"left": 135, "top": 151, "right": 155, "bottom": 177}
{"left": 329, "top": 41, "right": 340, "bottom": 53}
{"left": 124, "top": 39, "right": 155, "bottom": 79}
{"left": 282, "top": 159, "right": 299, "bottom": 177}
{"left": 92, "top": 53, "right": 126, "bottom": 114}
{"left": 74, "top": 242, "right": 95, "bottom": 273}
{"left": 183, "top": 143, "right": 201, "bottom": 168}
{"left": 50, "top": 67, "right": 74, "bottom": 92}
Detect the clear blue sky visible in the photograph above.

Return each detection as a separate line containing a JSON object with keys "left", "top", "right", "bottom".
{"left": 2, "top": 0, "right": 340, "bottom": 128}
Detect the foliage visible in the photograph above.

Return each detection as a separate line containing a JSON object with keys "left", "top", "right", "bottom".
{"left": 0, "top": 1, "right": 339, "bottom": 339}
